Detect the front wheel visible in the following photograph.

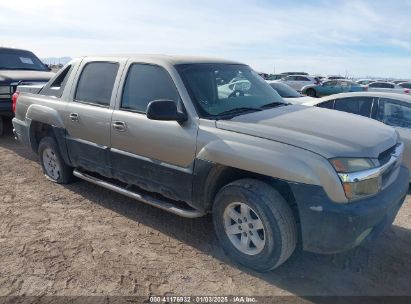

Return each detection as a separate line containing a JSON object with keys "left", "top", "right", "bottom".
{"left": 306, "top": 89, "right": 317, "bottom": 97}
{"left": 38, "top": 136, "right": 73, "bottom": 184}
{"left": 213, "top": 179, "right": 297, "bottom": 271}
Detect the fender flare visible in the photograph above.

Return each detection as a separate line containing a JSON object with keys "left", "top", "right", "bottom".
{"left": 26, "top": 104, "right": 65, "bottom": 128}
{"left": 195, "top": 139, "right": 347, "bottom": 203}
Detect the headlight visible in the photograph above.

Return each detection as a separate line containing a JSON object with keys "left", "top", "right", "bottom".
{"left": 330, "top": 158, "right": 379, "bottom": 173}
{"left": 330, "top": 157, "right": 381, "bottom": 200}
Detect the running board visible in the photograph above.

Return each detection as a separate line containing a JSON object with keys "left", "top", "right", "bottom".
{"left": 73, "top": 169, "right": 205, "bottom": 218}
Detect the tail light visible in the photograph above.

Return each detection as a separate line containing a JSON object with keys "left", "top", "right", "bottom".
{"left": 12, "top": 91, "right": 20, "bottom": 113}
{"left": 405, "top": 89, "right": 410, "bottom": 94}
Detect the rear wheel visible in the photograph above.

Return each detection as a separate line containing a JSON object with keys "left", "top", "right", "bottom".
{"left": 213, "top": 179, "right": 297, "bottom": 271}
{"left": 38, "top": 136, "right": 73, "bottom": 184}
{"left": 306, "top": 89, "right": 317, "bottom": 97}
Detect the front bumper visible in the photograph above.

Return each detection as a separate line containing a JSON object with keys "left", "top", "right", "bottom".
{"left": 290, "top": 165, "right": 409, "bottom": 254}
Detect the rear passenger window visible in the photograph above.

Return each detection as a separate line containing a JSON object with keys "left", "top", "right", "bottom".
{"left": 317, "top": 100, "right": 334, "bottom": 109}
{"left": 75, "top": 62, "right": 119, "bottom": 106}
{"left": 41, "top": 64, "right": 73, "bottom": 98}
{"left": 121, "top": 64, "right": 179, "bottom": 113}
{"left": 334, "top": 97, "right": 373, "bottom": 117}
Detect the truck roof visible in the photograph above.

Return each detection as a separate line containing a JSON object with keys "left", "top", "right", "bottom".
{"left": 80, "top": 54, "right": 244, "bottom": 66}
{"left": 0, "top": 46, "right": 35, "bottom": 53}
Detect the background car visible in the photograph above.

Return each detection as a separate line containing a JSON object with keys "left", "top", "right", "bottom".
{"left": 367, "top": 81, "right": 410, "bottom": 95}
{"left": 0, "top": 47, "right": 54, "bottom": 136}
{"left": 398, "top": 82, "right": 411, "bottom": 90}
{"left": 278, "top": 75, "right": 320, "bottom": 91}
{"left": 356, "top": 79, "right": 375, "bottom": 85}
{"left": 217, "top": 79, "right": 252, "bottom": 99}
{"left": 393, "top": 80, "right": 410, "bottom": 84}
{"left": 301, "top": 79, "right": 365, "bottom": 97}
{"left": 267, "top": 81, "right": 314, "bottom": 104}
{"left": 325, "top": 75, "right": 346, "bottom": 80}
{"left": 304, "top": 92, "right": 411, "bottom": 175}
{"left": 280, "top": 71, "right": 309, "bottom": 76}
{"left": 266, "top": 74, "right": 285, "bottom": 81}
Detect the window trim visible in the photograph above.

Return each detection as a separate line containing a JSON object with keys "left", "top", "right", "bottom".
{"left": 119, "top": 62, "right": 182, "bottom": 114}
{"left": 40, "top": 64, "right": 73, "bottom": 98}
{"left": 318, "top": 99, "right": 335, "bottom": 109}
{"left": 73, "top": 61, "right": 120, "bottom": 108}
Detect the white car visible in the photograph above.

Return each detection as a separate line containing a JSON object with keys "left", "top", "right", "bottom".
{"left": 367, "top": 81, "right": 410, "bottom": 95}
{"left": 277, "top": 75, "right": 319, "bottom": 91}
{"left": 302, "top": 92, "right": 411, "bottom": 177}
{"left": 398, "top": 82, "right": 411, "bottom": 91}
{"left": 218, "top": 79, "right": 251, "bottom": 99}
{"left": 267, "top": 81, "right": 314, "bottom": 104}
{"left": 356, "top": 79, "right": 375, "bottom": 85}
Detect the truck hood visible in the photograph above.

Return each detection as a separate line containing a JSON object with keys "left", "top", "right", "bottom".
{"left": 0, "top": 70, "right": 54, "bottom": 84}
{"left": 216, "top": 105, "right": 398, "bottom": 159}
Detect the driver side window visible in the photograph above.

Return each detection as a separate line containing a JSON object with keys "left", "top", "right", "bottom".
{"left": 121, "top": 64, "right": 180, "bottom": 113}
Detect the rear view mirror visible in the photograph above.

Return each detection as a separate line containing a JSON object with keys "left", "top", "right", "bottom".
{"left": 146, "top": 99, "right": 187, "bottom": 122}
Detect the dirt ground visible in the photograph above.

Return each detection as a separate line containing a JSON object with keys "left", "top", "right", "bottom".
{"left": 0, "top": 119, "right": 411, "bottom": 298}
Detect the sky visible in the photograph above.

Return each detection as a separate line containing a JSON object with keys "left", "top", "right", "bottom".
{"left": 1, "top": 0, "right": 411, "bottom": 78}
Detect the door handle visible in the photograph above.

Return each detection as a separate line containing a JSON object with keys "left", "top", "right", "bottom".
{"left": 112, "top": 121, "right": 127, "bottom": 132}
{"left": 69, "top": 113, "right": 79, "bottom": 122}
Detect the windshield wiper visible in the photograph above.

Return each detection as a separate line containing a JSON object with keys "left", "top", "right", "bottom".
{"left": 260, "top": 101, "right": 290, "bottom": 109}
{"left": 216, "top": 107, "right": 263, "bottom": 118}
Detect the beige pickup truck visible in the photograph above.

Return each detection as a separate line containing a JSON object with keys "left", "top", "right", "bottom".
{"left": 12, "top": 55, "right": 409, "bottom": 271}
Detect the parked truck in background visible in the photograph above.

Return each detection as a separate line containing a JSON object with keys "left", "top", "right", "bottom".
{"left": 0, "top": 47, "right": 54, "bottom": 136}
{"left": 12, "top": 55, "right": 409, "bottom": 271}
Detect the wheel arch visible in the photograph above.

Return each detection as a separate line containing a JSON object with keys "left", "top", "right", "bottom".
{"left": 28, "top": 120, "right": 72, "bottom": 166}
{"left": 192, "top": 160, "right": 300, "bottom": 226}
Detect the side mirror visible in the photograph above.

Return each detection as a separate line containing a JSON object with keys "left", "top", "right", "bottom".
{"left": 146, "top": 99, "right": 187, "bottom": 122}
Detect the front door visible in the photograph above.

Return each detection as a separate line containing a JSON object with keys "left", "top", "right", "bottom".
{"left": 110, "top": 62, "right": 198, "bottom": 202}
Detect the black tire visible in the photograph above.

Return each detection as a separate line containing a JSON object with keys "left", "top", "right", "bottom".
{"left": 213, "top": 179, "right": 297, "bottom": 271}
{"left": 306, "top": 88, "right": 317, "bottom": 97}
{"left": 38, "top": 136, "right": 73, "bottom": 184}
{"left": 0, "top": 116, "right": 4, "bottom": 137}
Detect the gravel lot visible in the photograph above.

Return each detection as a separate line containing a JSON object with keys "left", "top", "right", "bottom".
{"left": 1, "top": 118, "right": 411, "bottom": 298}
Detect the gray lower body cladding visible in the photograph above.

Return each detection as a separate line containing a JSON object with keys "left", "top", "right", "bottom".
{"left": 290, "top": 166, "right": 409, "bottom": 254}
{"left": 12, "top": 117, "right": 410, "bottom": 255}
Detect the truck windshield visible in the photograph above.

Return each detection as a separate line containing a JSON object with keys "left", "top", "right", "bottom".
{"left": 176, "top": 63, "right": 285, "bottom": 118}
{"left": 0, "top": 49, "right": 48, "bottom": 71}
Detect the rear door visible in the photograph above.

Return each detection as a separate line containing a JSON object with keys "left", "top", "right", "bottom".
{"left": 295, "top": 76, "right": 313, "bottom": 91}
{"left": 110, "top": 61, "right": 198, "bottom": 202}
{"left": 64, "top": 58, "right": 126, "bottom": 175}
{"left": 320, "top": 81, "right": 337, "bottom": 96}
